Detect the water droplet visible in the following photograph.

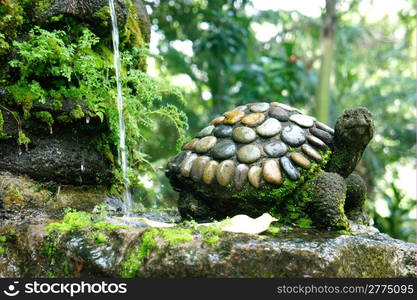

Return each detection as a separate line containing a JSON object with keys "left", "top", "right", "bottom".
{"left": 86, "top": 116, "right": 90, "bottom": 124}
{"left": 81, "top": 164, "right": 85, "bottom": 172}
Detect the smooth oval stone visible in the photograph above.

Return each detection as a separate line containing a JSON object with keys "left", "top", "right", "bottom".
{"left": 202, "top": 160, "right": 219, "bottom": 184}
{"left": 180, "top": 153, "right": 198, "bottom": 177}
{"left": 194, "top": 136, "right": 217, "bottom": 153}
{"left": 256, "top": 118, "right": 282, "bottom": 137}
{"left": 232, "top": 105, "right": 247, "bottom": 112}
{"left": 241, "top": 113, "right": 265, "bottom": 127}
{"left": 210, "top": 116, "right": 225, "bottom": 125}
{"left": 315, "top": 121, "right": 335, "bottom": 134}
{"left": 248, "top": 165, "right": 262, "bottom": 188}
{"left": 309, "top": 127, "right": 333, "bottom": 145}
{"left": 249, "top": 102, "right": 270, "bottom": 113}
{"left": 237, "top": 145, "right": 261, "bottom": 163}
{"left": 281, "top": 124, "right": 306, "bottom": 146}
{"left": 277, "top": 103, "right": 296, "bottom": 111}
{"left": 213, "top": 125, "right": 233, "bottom": 138}
{"left": 232, "top": 126, "right": 257, "bottom": 143}
{"left": 280, "top": 156, "right": 300, "bottom": 180}
{"left": 234, "top": 164, "right": 249, "bottom": 190}
{"left": 212, "top": 140, "right": 236, "bottom": 160}
{"left": 182, "top": 138, "right": 199, "bottom": 150}
{"left": 216, "top": 160, "right": 235, "bottom": 187}
{"left": 269, "top": 106, "right": 290, "bottom": 121}
{"left": 263, "top": 159, "right": 283, "bottom": 185}
{"left": 197, "top": 125, "right": 215, "bottom": 137}
{"left": 289, "top": 114, "right": 315, "bottom": 128}
{"left": 190, "top": 156, "right": 211, "bottom": 182}
{"left": 224, "top": 110, "right": 245, "bottom": 124}
{"left": 307, "top": 135, "right": 328, "bottom": 150}
{"left": 301, "top": 144, "right": 323, "bottom": 162}
{"left": 290, "top": 152, "right": 311, "bottom": 169}
{"left": 170, "top": 150, "right": 191, "bottom": 172}
{"left": 264, "top": 140, "right": 288, "bottom": 157}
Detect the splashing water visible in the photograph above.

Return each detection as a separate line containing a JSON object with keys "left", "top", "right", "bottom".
{"left": 109, "top": 0, "right": 134, "bottom": 215}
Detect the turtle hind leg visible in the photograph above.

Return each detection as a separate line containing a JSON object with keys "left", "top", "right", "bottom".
{"left": 344, "top": 172, "right": 373, "bottom": 225}
{"left": 308, "top": 172, "right": 350, "bottom": 231}
{"left": 177, "top": 191, "right": 216, "bottom": 223}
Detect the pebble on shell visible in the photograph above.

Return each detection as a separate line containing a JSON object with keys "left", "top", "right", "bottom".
{"left": 182, "top": 138, "right": 199, "bottom": 150}
{"left": 280, "top": 156, "right": 300, "bottom": 181}
{"left": 212, "top": 139, "right": 236, "bottom": 160}
{"left": 290, "top": 152, "right": 311, "bottom": 169}
{"left": 232, "top": 126, "right": 257, "bottom": 143}
{"left": 249, "top": 102, "right": 270, "bottom": 113}
{"left": 210, "top": 116, "right": 225, "bottom": 125}
{"left": 180, "top": 153, "right": 198, "bottom": 177}
{"left": 289, "top": 114, "right": 315, "bottom": 128}
{"left": 213, "top": 125, "right": 233, "bottom": 138}
{"left": 309, "top": 127, "right": 333, "bottom": 145}
{"left": 307, "top": 135, "right": 328, "bottom": 150}
{"left": 281, "top": 124, "right": 306, "bottom": 146}
{"left": 216, "top": 160, "right": 235, "bottom": 186}
{"left": 234, "top": 164, "right": 249, "bottom": 190}
{"left": 301, "top": 144, "right": 322, "bottom": 162}
{"left": 241, "top": 113, "right": 266, "bottom": 127}
{"left": 197, "top": 125, "right": 215, "bottom": 137}
{"left": 202, "top": 160, "right": 219, "bottom": 184}
{"left": 262, "top": 159, "right": 283, "bottom": 185}
{"left": 194, "top": 136, "right": 217, "bottom": 153}
{"left": 264, "top": 140, "right": 288, "bottom": 157}
{"left": 237, "top": 145, "right": 261, "bottom": 163}
{"left": 256, "top": 118, "right": 282, "bottom": 137}
{"left": 248, "top": 165, "right": 262, "bottom": 188}
{"left": 190, "top": 156, "right": 211, "bottom": 182}
{"left": 224, "top": 110, "right": 245, "bottom": 124}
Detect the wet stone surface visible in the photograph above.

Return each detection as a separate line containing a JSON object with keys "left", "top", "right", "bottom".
{"left": 249, "top": 102, "right": 270, "bottom": 113}
{"left": 310, "top": 127, "right": 333, "bottom": 145}
{"left": 195, "top": 136, "right": 217, "bottom": 153}
{"left": 269, "top": 106, "right": 290, "bottom": 121}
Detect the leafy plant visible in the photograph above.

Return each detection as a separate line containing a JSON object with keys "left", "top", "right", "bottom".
{"left": 1, "top": 25, "right": 188, "bottom": 194}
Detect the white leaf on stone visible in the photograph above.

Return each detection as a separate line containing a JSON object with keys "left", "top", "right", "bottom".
{"left": 218, "top": 213, "right": 278, "bottom": 234}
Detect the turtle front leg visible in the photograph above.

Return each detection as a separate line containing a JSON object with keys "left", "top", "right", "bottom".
{"left": 308, "top": 172, "right": 350, "bottom": 231}
{"left": 177, "top": 191, "right": 215, "bottom": 222}
{"left": 344, "top": 172, "right": 373, "bottom": 225}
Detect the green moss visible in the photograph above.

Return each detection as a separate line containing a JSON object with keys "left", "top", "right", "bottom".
{"left": 44, "top": 211, "right": 93, "bottom": 233}
{"left": 267, "top": 224, "right": 280, "bottom": 234}
{"left": 159, "top": 227, "right": 194, "bottom": 244}
{"left": 17, "top": 131, "right": 30, "bottom": 151}
{"left": 92, "top": 221, "right": 128, "bottom": 231}
{"left": 92, "top": 232, "right": 107, "bottom": 244}
{"left": 33, "top": 111, "right": 54, "bottom": 133}
{"left": 120, "top": 228, "right": 159, "bottom": 278}
{"left": 70, "top": 104, "right": 85, "bottom": 119}
{"left": 0, "top": 235, "right": 6, "bottom": 255}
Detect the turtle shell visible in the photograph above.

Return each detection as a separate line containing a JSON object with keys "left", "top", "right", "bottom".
{"left": 167, "top": 102, "right": 334, "bottom": 191}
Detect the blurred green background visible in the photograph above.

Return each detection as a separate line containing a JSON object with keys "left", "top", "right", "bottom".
{"left": 133, "top": 0, "right": 416, "bottom": 243}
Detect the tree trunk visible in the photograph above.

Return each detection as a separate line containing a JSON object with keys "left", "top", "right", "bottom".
{"left": 315, "top": 0, "right": 337, "bottom": 124}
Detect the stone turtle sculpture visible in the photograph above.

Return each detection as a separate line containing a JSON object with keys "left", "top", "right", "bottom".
{"left": 166, "top": 102, "right": 374, "bottom": 230}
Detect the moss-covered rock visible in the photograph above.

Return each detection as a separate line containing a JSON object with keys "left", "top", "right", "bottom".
{"left": 0, "top": 219, "right": 415, "bottom": 278}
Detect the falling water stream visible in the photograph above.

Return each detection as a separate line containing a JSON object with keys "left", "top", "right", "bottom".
{"left": 109, "top": 0, "right": 134, "bottom": 216}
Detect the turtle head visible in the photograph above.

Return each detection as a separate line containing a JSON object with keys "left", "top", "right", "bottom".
{"left": 327, "top": 107, "right": 374, "bottom": 177}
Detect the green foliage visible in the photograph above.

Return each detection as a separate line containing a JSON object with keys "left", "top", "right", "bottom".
{"left": 2, "top": 24, "right": 188, "bottom": 192}
{"left": 370, "top": 176, "right": 416, "bottom": 243}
